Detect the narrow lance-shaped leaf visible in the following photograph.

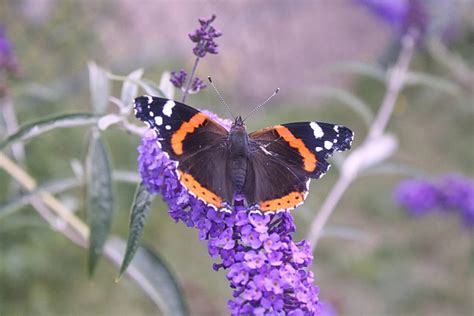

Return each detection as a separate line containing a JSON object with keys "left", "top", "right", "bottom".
{"left": 108, "top": 238, "right": 189, "bottom": 316}
{"left": 309, "top": 86, "right": 374, "bottom": 127}
{"left": 88, "top": 62, "right": 110, "bottom": 114}
{"left": 0, "top": 177, "right": 79, "bottom": 220}
{"left": 0, "top": 113, "right": 97, "bottom": 150}
{"left": 137, "top": 78, "right": 166, "bottom": 97}
{"left": 328, "top": 61, "right": 386, "bottom": 82}
{"left": 86, "top": 130, "right": 114, "bottom": 276}
{"left": 121, "top": 68, "right": 144, "bottom": 113}
{"left": 159, "top": 71, "right": 175, "bottom": 100}
{"left": 404, "top": 71, "right": 461, "bottom": 95}
{"left": 118, "top": 182, "right": 154, "bottom": 278}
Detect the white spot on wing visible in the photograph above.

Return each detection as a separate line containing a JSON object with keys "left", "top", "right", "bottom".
{"left": 260, "top": 146, "right": 273, "bottom": 156}
{"left": 146, "top": 95, "right": 153, "bottom": 104}
{"left": 310, "top": 122, "right": 324, "bottom": 138}
{"left": 316, "top": 147, "right": 323, "bottom": 152}
{"left": 163, "top": 100, "right": 176, "bottom": 117}
{"left": 149, "top": 111, "right": 154, "bottom": 117}
{"left": 154, "top": 116, "right": 163, "bottom": 126}
{"left": 324, "top": 141, "right": 333, "bottom": 150}
{"left": 333, "top": 125, "right": 339, "bottom": 132}
{"left": 165, "top": 125, "right": 171, "bottom": 130}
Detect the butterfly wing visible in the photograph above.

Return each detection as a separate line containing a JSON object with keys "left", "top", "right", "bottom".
{"left": 245, "top": 122, "right": 353, "bottom": 212}
{"left": 134, "top": 96, "right": 233, "bottom": 210}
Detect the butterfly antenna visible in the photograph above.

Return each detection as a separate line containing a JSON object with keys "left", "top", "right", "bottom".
{"left": 208, "top": 76, "right": 236, "bottom": 120}
{"left": 243, "top": 88, "right": 280, "bottom": 122}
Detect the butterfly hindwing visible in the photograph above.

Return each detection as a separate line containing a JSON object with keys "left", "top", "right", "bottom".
{"left": 244, "top": 143, "right": 309, "bottom": 213}
{"left": 134, "top": 96, "right": 232, "bottom": 210}
{"left": 178, "top": 144, "right": 234, "bottom": 210}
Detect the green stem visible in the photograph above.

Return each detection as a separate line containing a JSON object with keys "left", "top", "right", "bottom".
{"left": 182, "top": 57, "right": 200, "bottom": 103}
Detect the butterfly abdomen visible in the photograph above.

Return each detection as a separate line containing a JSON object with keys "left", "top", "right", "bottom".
{"left": 228, "top": 125, "right": 250, "bottom": 193}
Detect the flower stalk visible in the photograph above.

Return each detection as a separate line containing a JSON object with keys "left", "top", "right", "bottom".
{"left": 306, "top": 30, "right": 417, "bottom": 250}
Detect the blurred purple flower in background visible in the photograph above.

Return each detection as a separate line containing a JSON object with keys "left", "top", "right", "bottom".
{"left": 357, "top": 0, "right": 464, "bottom": 46}
{"left": 319, "top": 300, "right": 338, "bottom": 316}
{"left": 138, "top": 113, "right": 321, "bottom": 314}
{"left": 357, "top": 0, "right": 428, "bottom": 36}
{"left": 394, "top": 175, "right": 474, "bottom": 230}
{"left": 0, "top": 24, "right": 19, "bottom": 75}
{"left": 393, "top": 179, "right": 439, "bottom": 216}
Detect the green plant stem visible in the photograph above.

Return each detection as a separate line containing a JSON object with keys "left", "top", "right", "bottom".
{"left": 181, "top": 57, "right": 200, "bottom": 103}
{"left": 306, "top": 31, "right": 416, "bottom": 251}
{"left": 0, "top": 152, "right": 89, "bottom": 238}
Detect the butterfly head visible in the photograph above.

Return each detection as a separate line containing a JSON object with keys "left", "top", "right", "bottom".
{"left": 231, "top": 116, "right": 245, "bottom": 132}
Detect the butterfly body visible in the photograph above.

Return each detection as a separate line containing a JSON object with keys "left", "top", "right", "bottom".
{"left": 227, "top": 116, "right": 251, "bottom": 194}
{"left": 134, "top": 96, "right": 354, "bottom": 213}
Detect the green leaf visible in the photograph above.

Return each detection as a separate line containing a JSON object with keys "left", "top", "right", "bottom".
{"left": 0, "top": 113, "right": 98, "bottom": 150}
{"left": 0, "top": 177, "right": 79, "bottom": 220}
{"left": 328, "top": 61, "right": 386, "bottom": 82}
{"left": 360, "top": 162, "right": 426, "bottom": 178}
{"left": 119, "top": 182, "right": 154, "bottom": 278}
{"left": 0, "top": 171, "right": 140, "bottom": 221}
{"left": 109, "top": 238, "right": 188, "bottom": 316}
{"left": 322, "top": 225, "right": 373, "bottom": 243}
{"left": 405, "top": 71, "right": 461, "bottom": 95}
{"left": 159, "top": 71, "right": 175, "bottom": 99}
{"left": 310, "top": 86, "right": 374, "bottom": 127}
{"left": 138, "top": 79, "right": 166, "bottom": 97}
{"left": 88, "top": 62, "right": 110, "bottom": 114}
{"left": 121, "top": 69, "right": 144, "bottom": 112}
{"left": 86, "top": 130, "right": 114, "bottom": 276}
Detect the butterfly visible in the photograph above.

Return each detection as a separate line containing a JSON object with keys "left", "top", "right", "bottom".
{"left": 134, "top": 95, "right": 353, "bottom": 213}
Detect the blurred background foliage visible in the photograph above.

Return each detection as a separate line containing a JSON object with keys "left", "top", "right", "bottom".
{"left": 0, "top": 1, "right": 473, "bottom": 315}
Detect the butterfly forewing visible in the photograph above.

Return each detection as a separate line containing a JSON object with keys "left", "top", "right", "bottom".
{"left": 134, "top": 96, "right": 232, "bottom": 209}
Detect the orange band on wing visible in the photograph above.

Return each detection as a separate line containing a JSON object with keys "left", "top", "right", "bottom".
{"left": 275, "top": 126, "right": 316, "bottom": 172}
{"left": 171, "top": 113, "right": 207, "bottom": 155}
{"left": 259, "top": 191, "right": 306, "bottom": 212}
{"left": 178, "top": 171, "right": 223, "bottom": 208}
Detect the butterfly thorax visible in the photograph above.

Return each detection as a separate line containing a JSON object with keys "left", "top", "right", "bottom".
{"left": 227, "top": 116, "right": 249, "bottom": 193}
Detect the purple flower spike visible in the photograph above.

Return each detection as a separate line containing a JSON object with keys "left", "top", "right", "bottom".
{"left": 137, "top": 110, "right": 321, "bottom": 314}
{"left": 188, "top": 14, "right": 222, "bottom": 58}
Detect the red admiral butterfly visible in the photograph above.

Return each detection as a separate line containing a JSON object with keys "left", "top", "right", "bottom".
{"left": 134, "top": 95, "right": 353, "bottom": 213}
